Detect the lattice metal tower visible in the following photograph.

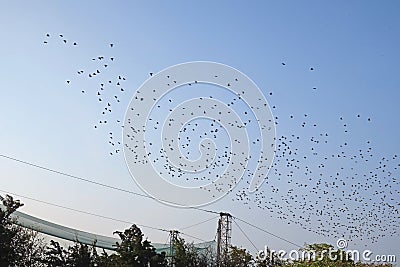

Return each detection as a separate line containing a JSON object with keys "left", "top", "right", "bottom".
{"left": 216, "top": 212, "right": 232, "bottom": 266}
{"left": 169, "top": 230, "right": 179, "bottom": 267}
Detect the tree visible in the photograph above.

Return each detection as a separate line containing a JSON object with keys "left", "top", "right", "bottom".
{"left": 11, "top": 228, "right": 46, "bottom": 266}
{"left": 113, "top": 224, "right": 167, "bottom": 267}
{"left": 196, "top": 245, "right": 217, "bottom": 267}
{"left": 0, "top": 194, "right": 46, "bottom": 267}
{"left": 0, "top": 195, "right": 169, "bottom": 267}
{"left": 226, "top": 245, "right": 253, "bottom": 267}
{"left": 43, "top": 239, "right": 119, "bottom": 267}
{"left": 40, "top": 224, "right": 169, "bottom": 267}
{"left": 93, "top": 249, "right": 120, "bottom": 267}
{"left": 173, "top": 237, "right": 203, "bottom": 267}
{"left": 0, "top": 194, "right": 23, "bottom": 266}
{"left": 42, "top": 240, "right": 68, "bottom": 267}
{"left": 66, "top": 241, "right": 98, "bottom": 267}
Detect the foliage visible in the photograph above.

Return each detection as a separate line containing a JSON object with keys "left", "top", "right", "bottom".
{"left": 42, "top": 239, "right": 101, "bottom": 267}
{"left": 42, "top": 240, "right": 68, "bottom": 266}
{"left": 224, "top": 245, "right": 253, "bottom": 267}
{"left": 173, "top": 237, "right": 214, "bottom": 267}
{"left": 41, "top": 225, "right": 168, "bottom": 267}
{"left": 66, "top": 241, "right": 97, "bottom": 266}
{"left": 0, "top": 194, "right": 46, "bottom": 267}
{"left": 0, "top": 195, "right": 395, "bottom": 267}
{"left": 113, "top": 224, "right": 167, "bottom": 267}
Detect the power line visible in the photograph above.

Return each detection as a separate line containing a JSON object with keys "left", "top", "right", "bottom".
{"left": 233, "top": 217, "right": 302, "bottom": 248}
{"left": 0, "top": 188, "right": 213, "bottom": 244}
{"left": 233, "top": 218, "right": 258, "bottom": 253}
{"left": 180, "top": 232, "right": 208, "bottom": 243}
{"left": 0, "top": 154, "right": 219, "bottom": 215}
{"left": 181, "top": 216, "right": 219, "bottom": 230}
{"left": 0, "top": 154, "right": 146, "bottom": 196}
{"left": 0, "top": 188, "right": 168, "bottom": 233}
{"left": 1, "top": 153, "right": 303, "bottom": 249}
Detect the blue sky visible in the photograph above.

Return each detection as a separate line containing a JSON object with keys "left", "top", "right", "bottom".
{"left": 0, "top": 0, "right": 399, "bottom": 260}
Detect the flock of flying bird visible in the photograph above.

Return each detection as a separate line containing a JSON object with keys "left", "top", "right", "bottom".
{"left": 44, "top": 33, "right": 127, "bottom": 156}
{"left": 43, "top": 33, "right": 399, "bottom": 246}
{"left": 237, "top": 111, "right": 399, "bottom": 245}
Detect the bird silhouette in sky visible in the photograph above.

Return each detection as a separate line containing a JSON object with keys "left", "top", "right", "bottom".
{"left": 44, "top": 34, "right": 399, "bottom": 245}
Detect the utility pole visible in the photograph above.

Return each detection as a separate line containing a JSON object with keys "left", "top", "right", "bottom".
{"left": 169, "top": 230, "right": 179, "bottom": 267}
{"left": 216, "top": 212, "right": 232, "bottom": 266}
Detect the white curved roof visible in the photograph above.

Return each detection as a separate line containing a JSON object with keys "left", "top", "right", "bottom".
{"left": 2, "top": 205, "right": 215, "bottom": 254}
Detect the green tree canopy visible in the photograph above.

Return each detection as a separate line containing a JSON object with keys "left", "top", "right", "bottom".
{"left": 113, "top": 224, "right": 167, "bottom": 267}
{"left": 0, "top": 194, "right": 46, "bottom": 267}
